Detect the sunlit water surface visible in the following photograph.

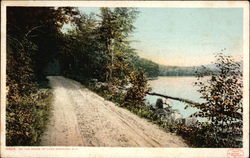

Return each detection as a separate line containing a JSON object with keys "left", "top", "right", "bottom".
{"left": 146, "top": 76, "right": 208, "bottom": 118}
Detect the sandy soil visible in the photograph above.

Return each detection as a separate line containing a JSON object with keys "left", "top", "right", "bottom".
{"left": 40, "top": 76, "right": 188, "bottom": 147}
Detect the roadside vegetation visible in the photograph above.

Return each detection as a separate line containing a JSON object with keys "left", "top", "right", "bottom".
{"left": 192, "top": 53, "right": 243, "bottom": 147}
{"left": 6, "top": 86, "right": 52, "bottom": 146}
{"left": 6, "top": 7, "right": 78, "bottom": 145}
{"left": 6, "top": 7, "right": 243, "bottom": 147}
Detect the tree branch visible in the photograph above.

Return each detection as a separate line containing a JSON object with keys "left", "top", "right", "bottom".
{"left": 146, "top": 92, "right": 242, "bottom": 120}
{"left": 25, "top": 25, "right": 44, "bottom": 37}
{"left": 147, "top": 92, "right": 200, "bottom": 106}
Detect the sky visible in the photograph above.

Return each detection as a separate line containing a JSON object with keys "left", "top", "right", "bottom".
{"left": 76, "top": 7, "right": 243, "bottom": 66}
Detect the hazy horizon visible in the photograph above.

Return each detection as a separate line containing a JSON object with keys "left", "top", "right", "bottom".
{"left": 66, "top": 7, "right": 243, "bottom": 67}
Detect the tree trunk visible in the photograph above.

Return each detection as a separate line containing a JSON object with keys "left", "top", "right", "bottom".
{"left": 147, "top": 92, "right": 200, "bottom": 106}
{"left": 107, "top": 38, "right": 114, "bottom": 83}
{"left": 147, "top": 92, "right": 242, "bottom": 120}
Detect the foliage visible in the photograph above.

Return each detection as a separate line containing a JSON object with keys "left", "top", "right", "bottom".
{"left": 123, "top": 70, "right": 150, "bottom": 108}
{"left": 61, "top": 13, "right": 106, "bottom": 80}
{"left": 61, "top": 8, "right": 154, "bottom": 124}
{"left": 6, "top": 7, "right": 78, "bottom": 146}
{"left": 7, "top": 7, "right": 80, "bottom": 79}
{"left": 61, "top": 8, "right": 139, "bottom": 87}
{"left": 7, "top": 7, "right": 80, "bottom": 96}
{"left": 132, "top": 57, "right": 160, "bottom": 78}
{"left": 7, "top": 35, "right": 38, "bottom": 102}
{"left": 98, "top": 7, "right": 139, "bottom": 83}
{"left": 192, "top": 53, "right": 243, "bottom": 147}
{"left": 6, "top": 89, "right": 52, "bottom": 146}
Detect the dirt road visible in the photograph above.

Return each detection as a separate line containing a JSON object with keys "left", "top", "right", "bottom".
{"left": 40, "top": 76, "right": 188, "bottom": 147}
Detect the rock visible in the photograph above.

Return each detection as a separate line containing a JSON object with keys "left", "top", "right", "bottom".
{"left": 156, "top": 98, "right": 164, "bottom": 109}
{"left": 184, "top": 117, "right": 198, "bottom": 126}
{"left": 153, "top": 98, "right": 199, "bottom": 126}
{"left": 170, "top": 110, "right": 183, "bottom": 121}
{"left": 155, "top": 109, "right": 169, "bottom": 121}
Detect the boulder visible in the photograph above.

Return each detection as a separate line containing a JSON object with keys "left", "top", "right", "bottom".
{"left": 184, "top": 117, "right": 198, "bottom": 126}
{"left": 156, "top": 98, "right": 164, "bottom": 109}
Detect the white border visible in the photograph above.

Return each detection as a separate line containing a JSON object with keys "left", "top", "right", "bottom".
{"left": 1, "top": 1, "right": 249, "bottom": 158}
{"left": 0, "top": 1, "right": 249, "bottom": 8}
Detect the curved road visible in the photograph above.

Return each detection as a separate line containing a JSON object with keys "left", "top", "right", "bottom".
{"left": 40, "top": 76, "right": 188, "bottom": 147}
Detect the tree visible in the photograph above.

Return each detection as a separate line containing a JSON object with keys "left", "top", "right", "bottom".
{"left": 60, "top": 13, "right": 106, "bottom": 80}
{"left": 7, "top": 6, "right": 81, "bottom": 109}
{"left": 7, "top": 7, "right": 80, "bottom": 79}
{"left": 98, "top": 7, "right": 138, "bottom": 83}
{"left": 193, "top": 53, "right": 243, "bottom": 147}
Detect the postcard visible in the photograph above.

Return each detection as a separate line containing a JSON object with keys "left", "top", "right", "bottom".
{"left": 1, "top": 1, "right": 249, "bottom": 157}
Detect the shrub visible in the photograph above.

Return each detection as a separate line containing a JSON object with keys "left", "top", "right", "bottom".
{"left": 123, "top": 70, "right": 150, "bottom": 108}
{"left": 6, "top": 89, "right": 52, "bottom": 146}
{"left": 193, "top": 53, "right": 243, "bottom": 147}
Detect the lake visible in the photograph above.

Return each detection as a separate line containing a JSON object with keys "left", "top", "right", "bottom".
{"left": 146, "top": 76, "right": 206, "bottom": 118}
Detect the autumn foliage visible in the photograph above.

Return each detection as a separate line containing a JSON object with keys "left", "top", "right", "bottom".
{"left": 191, "top": 53, "right": 243, "bottom": 147}
{"left": 124, "top": 70, "right": 150, "bottom": 107}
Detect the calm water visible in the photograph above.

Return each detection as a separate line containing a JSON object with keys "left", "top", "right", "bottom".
{"left": 146, "top": 76, "right": 206, "bottom": 118}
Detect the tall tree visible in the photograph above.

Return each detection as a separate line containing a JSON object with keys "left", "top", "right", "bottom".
{"left": 60, "top": 13, "right": 106, "bottom": 80}
{"left": 98, "top": 7, "right": 138, "bottom": 83}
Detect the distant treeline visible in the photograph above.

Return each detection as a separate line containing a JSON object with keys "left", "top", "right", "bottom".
{"left": 133, "top": 59, "right": 215, "bottom": 77}
{"left": 131, "top": 58, "right": 203, "bottom": 77}
{"left": 132, "top": 57, "right": 160, "bottom": 77}
{"left": 158, "top": 60, "right": 243, "bottom": 76}
{"left": 133, "top": 60, "right": 206, "bottom": 77}
{"left": 136, "top": 62, "right": 207, "bottom": 77}
{"left": 159, "top": 65, "right": 198, "bottom": 76}
{"left": 158, "top": 62, "right": 242, "bottom": 76}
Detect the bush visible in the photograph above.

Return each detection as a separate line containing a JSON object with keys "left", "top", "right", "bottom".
{"left": 6, "top": 33, "right": 53, "bottom": 146}
{"left": 6, "top": 89, "right": 52, "bottom": 146}
{"left": 123, "top": 70, "right": 150, "bottom": 107}
{"left": 192, "top": 53, "right": 243, "bottom": 147}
